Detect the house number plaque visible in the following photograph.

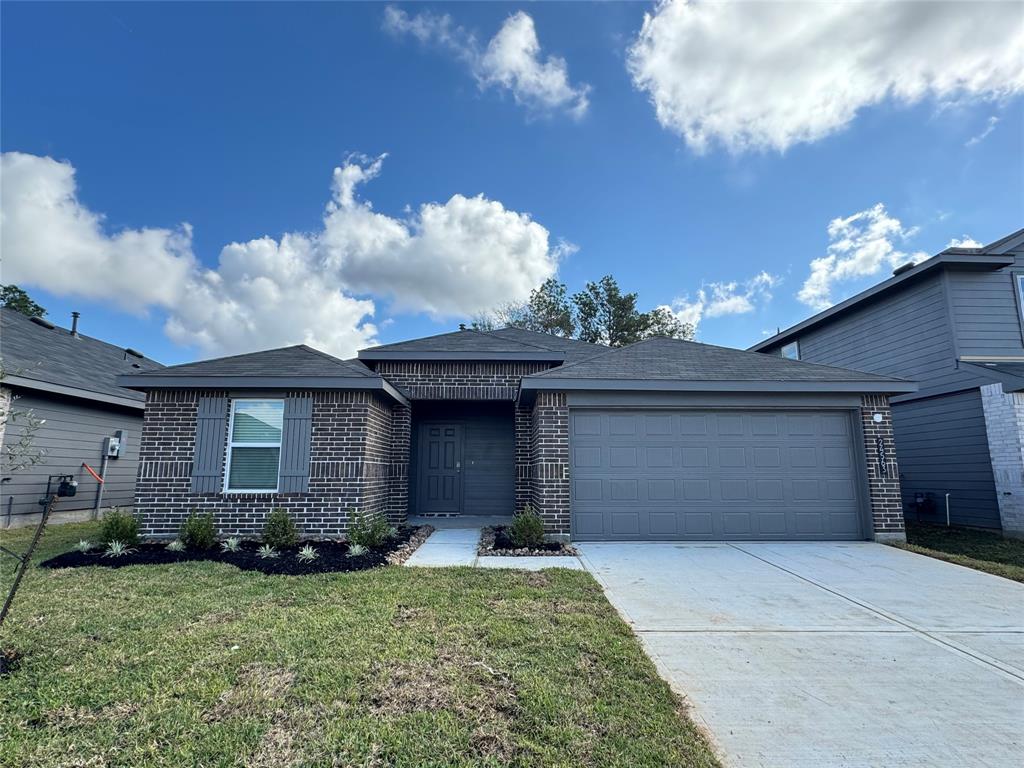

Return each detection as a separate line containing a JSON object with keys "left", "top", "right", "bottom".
{"left": 876, "top": 437, "right": 888, "bottom": 478}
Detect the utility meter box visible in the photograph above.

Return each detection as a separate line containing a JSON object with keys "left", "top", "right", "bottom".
{"left": 105, "top": 430, "right": 125, "bottom": 459}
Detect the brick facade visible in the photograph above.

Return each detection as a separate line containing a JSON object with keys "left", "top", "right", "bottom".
{"left": 530, "top": 392, "right": 570, "bottom": 536}
{"left": 859, "top": 394, "right": 907, "bottom": 542}
{"left": 135, "top": 389, "right": 400, "bottom": 538}
{"left": 374, "top": 361, "right": 550, "bottom": 400}
{"left": 980, "top": 382, "right": 1024, "bottom": 538}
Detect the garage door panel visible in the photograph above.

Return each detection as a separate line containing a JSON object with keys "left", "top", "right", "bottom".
{"left": 571, "top": 409, "right": 864, "bottom": 541}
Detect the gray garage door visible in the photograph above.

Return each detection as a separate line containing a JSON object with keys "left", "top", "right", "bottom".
{"left": 571, "top": 409, "right": 864, "bottom": 541}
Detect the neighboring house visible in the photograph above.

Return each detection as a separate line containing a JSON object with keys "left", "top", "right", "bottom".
{"left": 120, "top": 327, "right": 914, "bottom": 542}
{"left": 750, "top": 228, "right": 1024, "bottom": 537}
{"left": 0, "top": 307, "right": 164, "bottom": 527}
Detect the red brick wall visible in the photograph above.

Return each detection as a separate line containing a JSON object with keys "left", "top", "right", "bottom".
{"left": 860, "top": 394, "right": 906, "bottom": 539}
{"left": 135, "top": 389, "right": 398, "bottom": 538}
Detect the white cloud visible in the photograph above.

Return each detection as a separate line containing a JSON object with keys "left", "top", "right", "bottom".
{"left": 627, "top": 0, "right": 1024, "bottom": 153}
{"left": 384, "top": 7, "right": 589, "bottom": 119}
{"left": 665, "top": 271, "right": 779, "bottom": 333}
{"left": 966, "top": 115, "right": 1000, "bottom": 147}
{"left": 1, "top": 152, "right": 566, "bottom": 358}
{"left": 947, "top": 235, "right": 983, "bottom": 249}
{"left": 798, "top": 204, "right": 927, "bottom": 310}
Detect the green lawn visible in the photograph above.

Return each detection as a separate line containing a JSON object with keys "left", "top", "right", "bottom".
{"left": 893, "top": 521, "right": 1024, "bottom": 583}
{"left": 0, "top": 522, "right": 719, "bottom": 768}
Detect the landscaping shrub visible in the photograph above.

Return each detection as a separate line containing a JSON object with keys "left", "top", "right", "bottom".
{"left": 99, "top": 508, "right": 139, "bottom": 545}
{"left": 263, "top": 507, "right": 299, "bottom": 549}
{"left": 510, "top": 505, "right": 546, "bottom": 549}
{"left": 347, "top": 509, "right": 390, "bottom": 548}
{"left": 180, "top": 510, "right": 217, "bottom": 550}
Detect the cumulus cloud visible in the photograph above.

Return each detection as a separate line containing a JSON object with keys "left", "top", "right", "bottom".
{"left": 798, "top": 204, "right": 928, "bottom": 310}
{"left": 384, "top": 7, "right": 590, "bottom": 119}
{"left": 1, "top": 152, "right": 566, "bottom": 358}
{"left": 665, "top": 271, "right": 780, "bottom": 333}
{"left": 627, "top": 0, "right": 1024, "bottom": 153}
{"left": 947, "top": 235, "right": 983, "bottom": 249}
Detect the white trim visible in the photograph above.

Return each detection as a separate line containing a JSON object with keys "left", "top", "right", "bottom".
{"left": 223, "top": 398, "right": 284, "bottom": 493}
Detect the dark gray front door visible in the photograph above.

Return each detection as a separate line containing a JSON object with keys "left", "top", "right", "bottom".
{"left": 571, "top": 409, "right": 864, "bottom": 541}
{"left": 418, "top": 423, "right": 463, "bottom": 514}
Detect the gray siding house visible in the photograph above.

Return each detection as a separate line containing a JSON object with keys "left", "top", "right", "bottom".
{"left": 751, "top": 228, "right": 1024, "bottom": 537}
{"left": 0, "top": 308, "right": 163, "bottom": 526}
{"left": 120, "top": 329, "right": 914, "bottom": 543}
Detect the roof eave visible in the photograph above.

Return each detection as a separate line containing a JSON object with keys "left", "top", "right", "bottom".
{"left": 5, "top": 375, "right": 146, "bottom": 410}
{"left": 519, "top": 377, "right": 917, "bottom": 395}
{"left": 748, "top": 253, "right": 1015, "bottom": 352}
{"left": 116, "top": 374, "right": 411, "bottom": 406}
{"left": 357, "top": 350, "right": 565, "bottom": 362}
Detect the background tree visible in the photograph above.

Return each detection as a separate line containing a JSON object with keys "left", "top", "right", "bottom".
{"left": 471, "top": 274, "right": 693, "bottom": 346}
{"left": 0, "top": 285, "right": 46, "bottom": 318}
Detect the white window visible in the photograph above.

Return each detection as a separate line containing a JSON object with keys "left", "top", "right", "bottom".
{"left": 225, "top": 399, "right": 284, "bottom": 492}
{"left": 1017, "top": 274, "right": 1024, "bottom": 324}
{"left": 781, "top": 341, "right": 800, "bottom": 360}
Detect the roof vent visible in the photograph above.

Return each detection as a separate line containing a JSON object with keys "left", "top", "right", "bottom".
{"left": 892, "top": 262, "right": 916, "bottom": 276}
{"left": 124, "top": 348, "right": 145, "bottom": 359}
{"left": 29, "top": 316, "right": 55, "bottom": 329}
{"left": 70, "top": 311, "right": 80, "bottom": 337}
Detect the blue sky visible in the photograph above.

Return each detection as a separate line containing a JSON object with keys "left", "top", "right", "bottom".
{"left": 2, "top": 1, "right": 1021, "bottom": 365}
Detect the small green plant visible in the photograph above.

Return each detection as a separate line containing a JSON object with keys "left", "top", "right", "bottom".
{"left": 220, "top": 536, "right": 242, "bottom": 553}
{"left": 99, "top": 507, "right": 139, "bottom": 546}
{"left": 296, "top": 544, "right": 319, "bottom": 562}
{"left": 263, "top": 508, "right": 299, "bottom": 549}
{"left": 510, "top": 505, "right": 546, "bottom": 549}
{"left": 258, "top": 544, "right": 279, "bottom": 559}
{"left": 74, "top": 540, "right": 92, "bottom": 553}
{"left": 102, "top": 540, "right": 135, "bottom": 558}
{"left": 347, "top": 543, "right": 368, "bottom": 558}
{"left": 180, "top": 510, "right": 217, "bottom": 550}
{"left": 347, "top": 509, "right": 390, "bottom": 548}
{"left": 387, "top": 526, "right": 399, "bottom": 539}
{"left": 166, "top": 539, "right": 185, "bottom": 552}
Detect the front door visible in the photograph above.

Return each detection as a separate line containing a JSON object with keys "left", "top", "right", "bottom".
{"left": 418, "top": 423, "right": 463, "bottom": 514}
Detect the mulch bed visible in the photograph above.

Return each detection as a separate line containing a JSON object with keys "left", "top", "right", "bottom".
{"left": 38, "top": 526, "right": 429, "bottom": 576}
{"left": 478, "top": 526, "right": 578, "bottom": 557}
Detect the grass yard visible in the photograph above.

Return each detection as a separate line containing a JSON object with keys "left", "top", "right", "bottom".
{"left": 0, "top": 522, "right": 719, "bottom": 768}
{"left": 894, "top": 521, "right": 1024, "bottom": 583}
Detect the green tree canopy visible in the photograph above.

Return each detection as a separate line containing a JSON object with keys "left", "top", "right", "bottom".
{"left": 0, "top": 285, "right": 47, "bottom": 318}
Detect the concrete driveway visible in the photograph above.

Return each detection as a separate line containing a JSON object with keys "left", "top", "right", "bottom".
{"left": 578, "top": 541, "right": 1023, "bottom": 768}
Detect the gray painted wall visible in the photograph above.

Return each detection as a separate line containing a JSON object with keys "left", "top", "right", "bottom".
{"left": 1, "top": 390, "right": 143, "bottom": 523}
{"left": 893, "top": 390, "right": 999, "bottom": 529}
{"left": 410, "top": 401, "right": 514, "bottom": 516}
{"left": 948, "top": 249, "right": 1024, "bottom": 360}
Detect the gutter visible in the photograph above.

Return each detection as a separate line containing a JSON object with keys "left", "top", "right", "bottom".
{"left": 519, "top": 377, "right": 918, "bottom": 396}
{"left": 4, "top": 375, "right": 145, "bottom": 410}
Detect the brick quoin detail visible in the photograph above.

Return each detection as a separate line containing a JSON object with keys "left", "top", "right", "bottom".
{"left": 860, "top": 394, "right": 906, "bottom": 540}
{"left": 134, "top": 389, "right": 402, "bottom": 538}
{"left": 530, "top": 391, "right": 570, "bottom": 535}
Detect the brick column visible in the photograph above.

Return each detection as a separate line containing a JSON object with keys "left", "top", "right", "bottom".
{"left": 530, "top": 392, "right": 570, "bottom": 538}
{"left": 514, "top": 404, "right": 532, "bottom": 514}
{"left": 980, "top": 383, "right": 1024, "bottom": 538}
{"left": 388, "top": 404, "right": 411, "bottom": 526}
{"left": 860, "top": 395, "right": 906, "bottom": 542}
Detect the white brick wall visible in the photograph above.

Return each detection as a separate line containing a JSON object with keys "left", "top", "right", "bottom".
{"left": 980, "top": 382, "right": 1024, "bottom": 538}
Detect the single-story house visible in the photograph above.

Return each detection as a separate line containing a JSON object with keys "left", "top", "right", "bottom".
{"left": 119, "top": 327, "right": 916, "bottom": 542}
{"left": 0, "top": 307, "right": 164, "bottom": 527}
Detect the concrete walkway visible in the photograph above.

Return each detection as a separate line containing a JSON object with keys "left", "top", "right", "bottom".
{"left": 578, "top": 541, "right": 1024, "bottom": 768}
{"left": 404, "top": 516, "right": 584, "bottom": 571}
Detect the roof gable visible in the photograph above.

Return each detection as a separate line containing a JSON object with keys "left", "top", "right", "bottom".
{"left": 133, "top": 344, "right": 376, "bottom": 378}
{"left": 358, "top": 327, "right": 603, "bottom": 361}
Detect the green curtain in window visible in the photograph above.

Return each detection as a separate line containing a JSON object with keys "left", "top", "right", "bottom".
{"left": 232, "top": 401, "right": 283, "bottom": 442}
{"left": 228, "top": 447, "right": 281, "bottom": 490}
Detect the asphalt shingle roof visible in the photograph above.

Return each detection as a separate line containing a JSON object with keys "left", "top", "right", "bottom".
{"left": 0, "top": 307, "right": 164, "bottom": 402}
{"left": 530, "top": 336, "right": 910, "bottom": 384}
{"left": 361, "top": 327, "right": 607, "bottom": 361}
{"left": 128, "top": 345, "right": 378, "bottom": 379}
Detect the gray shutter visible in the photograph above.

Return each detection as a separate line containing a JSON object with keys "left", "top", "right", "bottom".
{"left": 278, "top": 395, "right": 313, "bottom": 493}
{"left": 191, "top": 395, "right": 228, "bottom": 493}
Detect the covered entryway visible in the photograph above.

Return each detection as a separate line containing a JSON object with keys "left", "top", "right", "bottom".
{"left": 571, "top": 409, "right": 865, "bottom": 540}
{"left": 411, "top": 401, "right": 515, "bottom": 517}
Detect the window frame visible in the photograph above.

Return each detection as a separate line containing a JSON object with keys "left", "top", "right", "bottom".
{"left": 1015, "top": 272, "right": 1024, "bottom": 336}
{"left": 223, "top": 398, "right": 284, "bottom": 494}
{"left": 780, "top": 340, "right": 800, "bottom": 360}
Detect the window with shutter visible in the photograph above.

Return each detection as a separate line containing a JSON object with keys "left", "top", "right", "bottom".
{"left": 225, "top": 399, "right": 284, "bottom": 492}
